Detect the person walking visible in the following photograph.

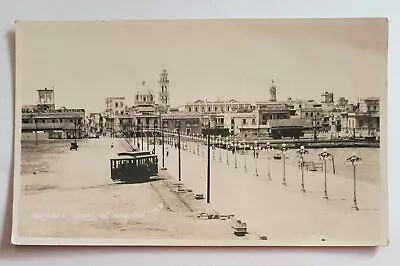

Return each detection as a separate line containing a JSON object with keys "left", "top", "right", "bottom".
{"left": 166, "top": 147, "right": 169, "bottom": 157}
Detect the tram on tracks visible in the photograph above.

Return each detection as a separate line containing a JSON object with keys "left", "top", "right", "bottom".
{"left": 110, "top": 153, "right": 158, "bottom": 183}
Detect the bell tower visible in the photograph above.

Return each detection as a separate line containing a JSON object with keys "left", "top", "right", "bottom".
{"left": 269, "top": 79, "right": 277, "bottom": 102}
{"left": 158, "top": 66, "right": 170, "bottom": 108}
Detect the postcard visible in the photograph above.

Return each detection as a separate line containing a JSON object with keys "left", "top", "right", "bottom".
{"left": 12, "top": 19, "right": 388, "bottom": 246}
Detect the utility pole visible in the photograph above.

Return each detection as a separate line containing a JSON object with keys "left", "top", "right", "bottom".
{"left": 207, "top": 133, "right": 211, "bottom": 203}
{"left": 178, "top": 122, "right": 181, "bottom": 182}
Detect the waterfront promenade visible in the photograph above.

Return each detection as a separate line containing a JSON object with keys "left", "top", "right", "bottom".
{"left": 17, "top": 138, "right": 237, "bottom": 242}
{"left": 155, "top": 139, "right": 386, "bottom": 245}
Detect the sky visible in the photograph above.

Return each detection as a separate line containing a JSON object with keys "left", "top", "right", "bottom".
{"left": 17, "top": 19, "right": 388, "bottom": 114}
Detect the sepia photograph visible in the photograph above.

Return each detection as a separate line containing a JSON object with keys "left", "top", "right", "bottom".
{"left": 12, "top": 18, "right": 388, "bottom": 246}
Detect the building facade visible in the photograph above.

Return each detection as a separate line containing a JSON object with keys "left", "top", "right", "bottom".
{"left": 21, "top": 88, "right": 86, "bottom": 140}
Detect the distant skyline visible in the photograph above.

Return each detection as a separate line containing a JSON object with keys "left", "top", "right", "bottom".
{"left": 17, "top": 19, "right": 388, "bottom": 114}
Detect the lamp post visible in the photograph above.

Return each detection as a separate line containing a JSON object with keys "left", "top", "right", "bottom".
{"left": 211, "top": 136, "right": 215, "bottom": 160}
{"left": 281, "top": 143, "right": 288, "bottom": 185}
{"left": 201, "top": 134, "right": 205, "bottom": 157}
{"left": 146, "top": 123, "right": 150, "bottom": 151}
{"left": 242, "top": 141, "right": 247, "bottom": 172}
{"left": 347, "top": 152, "right": 362, "bottom": 211}
{"left": 161, "top": 121, "right": 166, "bottom": 170}
{"left": 178, "top": 124, "right": 181, "bottom": 182}
{"left": 153, "top": 120, "right": 156, "bottom": 153}
{"left": 141, "top": 122, "right": 144, "bottom": 151}
{"left": 253, "top": 141, "right": 259, "bottom": 176}
{"left": 296, "top": 146, "right": 309, "bottom": 192}
{"left": 318, "top": 148, "right": 332, "bottom": 199}
{"left": 266, "top": 142, "right": 272, "bottom": 180}
{"left": 218, "top": 136, "right": 222, "bottom": 163}
{"left": 197, "top": 134, "right": 200, "bottom": 155}
{"left": 207, "top": 133, "right": 211, "bottom": 203}
{"left": 234, "top": 138, "right": 238, "bottom": 168}
{"left": 225, "top": 137, "right": 229, "bottom": 165}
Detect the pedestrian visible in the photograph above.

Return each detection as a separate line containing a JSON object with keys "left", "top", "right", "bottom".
{"left": 111, "top": 142, "right": 114, "bottom": 148}
{"left": 166, "top": 148, "right": 169, "bottom": 157}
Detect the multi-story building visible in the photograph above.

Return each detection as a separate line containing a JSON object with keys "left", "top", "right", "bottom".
{"left": 184, "top": 99, "right": 253, "bottom": 114}
{"left": 341, "top": 97, "right": 380, "bottom": 137}
{"left": 21, "top": 88, "right": 86, "bottom": 140}
{"left": 223, "top": 111, "right": 260, "bottom": 136}
{"left": 161, "top": 113, "right": 202, "bottom": 135}
{"left": 104, "top": 96, "right": 126, "bottom": 135}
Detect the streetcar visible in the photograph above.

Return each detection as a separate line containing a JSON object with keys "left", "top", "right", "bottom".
{"left": 110, "top": 154, "right": 158, "bottom": 183}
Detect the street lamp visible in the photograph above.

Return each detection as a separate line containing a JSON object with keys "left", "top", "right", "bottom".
{"left": 241, "top": 141, "right": 247, "bottom": 172}
{"left": 266, "top": 142, "right": 272, "bottom": 180}
{"left": 281, "top": 143, "right": 288, "bottom": 185}
{"left": 29, "top": 114, "right": 38, "bottom": 145}
{"left": 296, "top": 146, "right": 309, "bottom": 192}
{"left": 234, "top": 138, "right": 238, "bottom": 168}
{"left": 225, "top": 137, "right": 230, "bottom": 165}
{"left": 218, "top": 136, "right": 222, "bottom": 163}
{"left": 177, "top": 125, "right": 182, "bottom": 182}
{"left": 197, "top": 134, "right": 200, "bottom": 155}
{"left": 201, "top": 134, "right": 205, "bottom": 157}
{"left": 211, "top": 136, "right": 216, "bottom": 160}
{"left": 253, "top": 141, "right": 259, "bottom": 176}
{"left": 347, "top": 152, "right": 362, "bottom": 211}
{"left": 318, "top": 148, "right": 332, "bottom": 199}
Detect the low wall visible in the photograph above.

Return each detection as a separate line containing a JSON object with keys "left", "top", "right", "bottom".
{"left": 21, "top": 132, "right": 49, "bottom": 141}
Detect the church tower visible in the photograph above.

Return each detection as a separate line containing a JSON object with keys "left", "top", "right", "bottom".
{"left": 158, "top": 66, "right": 170, "bottom": 108}
{"left": 269, "top": 79, "right": 277, "bottom": 102}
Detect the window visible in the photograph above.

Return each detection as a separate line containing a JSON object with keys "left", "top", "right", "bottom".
{"left": 252, "top": 119, "right": 256, "bottom": 125}
{"left": 299, "top": 104, "right": 302, "bottom": 109}
{"left": 120, "top": 111, "right": 124, "bottom": 115}
{"left": 214, "top": 107, "right": 217, "bottom": 112}
{"left": 146, "top": 118, "right": 149, "bottom": 124}
{"left": 221, "top": 107, "right": 224, "bottom": 112}
{"left": 137, "top": 118, "right": 141, "bottom": 124}
{"left": 60, "top": 119, "right": 63, "bottom": 123}
{"left": 305, "top": 112, "right": 308, "bottom": 117}
{"left": 243, "top": 119, "right": 246, "bottom": 125}
{"left": 52, "top": 119, "right": 55, "bottom": 123}
{"left": 202, "top": 107, "right": 205, "bottom": 112}
{"left": 311, "top": 113, "right": 313, "bottom": 117}
{"left": 188, "top": 107, "right": 192, "bottom": 112}
{"left": 70, "top": 119, "right": 73, "bottom": 123}
{"left": 227, "top": 107, "right": 230, "bottom": 111}
{"left": 195, "top": 107, "right": 198, "bottom": 112}
{"left": 231, "top": 119, "right": 234, "bottom": 124}
{"left": 316, "top": 112, "right": 319, "bottom": 116}
{"left": 120, "top": 102, "right": 124, "bottom": 107}
{"left": 115, "top": 102, "right": 118, "bottom": 108}
{"left": 208, "top": 107, "right": 211, "bottom": 112}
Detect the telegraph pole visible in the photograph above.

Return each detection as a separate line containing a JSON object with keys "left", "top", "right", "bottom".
{"left": 207, "top": 133, "right": 211, "bottom": 203}
{"left": 178, "top": 123, "right": 181, "bottom": 182}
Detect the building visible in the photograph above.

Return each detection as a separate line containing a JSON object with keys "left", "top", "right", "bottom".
{"left": 256, "top": 102, "right": 291, "bottom": 125}
{"left": 158, "top": 66, "right": 170, "bottom": 113}
{"left": 161, "top": 113, "right": 202, "bottom": 135}
{"left": 104, "top": 96, "right": 126, "bottom": 135}
{"left": 267, "top": 118, "right": 311, "bottom": 139}
{"left": 184, "top": 99, "right": 253, "bottom": 114}
{"left": 269, "top": 79, "right": 277, "bottom": 102}
{"left": 340, "top": 97, "right": 380, "bottom": 137}
{"left": 21, "top": 88, "right": 86, "bottom": 140}
{"left": 223, "top": 111, "right": 260, "bottom": 136}
{"left": 321, "top": 91, "right": 334, "bottom": 103}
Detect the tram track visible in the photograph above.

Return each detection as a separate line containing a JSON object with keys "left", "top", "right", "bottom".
{"left": 149, "top": 176, "right": 194, "bottom": 214}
